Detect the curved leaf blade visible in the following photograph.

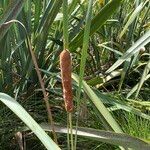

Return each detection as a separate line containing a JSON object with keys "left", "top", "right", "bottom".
{"left": 119, "top": 2, "right": 144, "bottom": 39}
{"left": 24, "top": 123, "right": 150, "bottom": 150}
{"left": 72, "top": 73, "right": 123, "bottom": 133}
{"left": 106, "top": 30, "right": 150, "bottom": 74}
{"left": 69, "top": 0, "right": 123, "bottom": 51}
{"left": 0, "top": 0, "right": 26, "bottom": 40}
{"left": 0, "top": 93, "right": 60, "bottom": 150}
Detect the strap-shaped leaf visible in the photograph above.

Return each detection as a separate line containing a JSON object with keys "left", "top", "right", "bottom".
{"left": 0, "top": 93, "right": 60, "bottom": 150}
{"left": 0, "top": 0, "right": 26, "bottom": 40}
{"left": 106, "top": 30, "right": 150, "bottom": 74}
{"left": 24, "top": 123, "right": 150, "bottom": 150}
{"left": 69, "top": 0, "right": 123, "bottom": 51}
{"left": 72, "top": 73, "right": 123, "bottom": 133}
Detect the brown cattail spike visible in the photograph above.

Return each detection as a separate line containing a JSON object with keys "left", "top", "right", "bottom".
{"left": 60, "top": 49, "right": 73, "bottom": 112}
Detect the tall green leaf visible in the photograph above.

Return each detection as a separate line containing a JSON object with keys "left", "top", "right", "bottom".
{"left": 127, "top": 74, "right": 150, "bottom": 98}
{"left": 119, "top": 2, "right": 145, "bottom": 39}
{"left": 72, "top": 73, "right": 123, "bottom": 133}
{"left": 106, "top": 30, "right": 150, "bottom": 74}
{"left": 69, "top": 0, "right": 123, "bottom": 51}
{"left": 0, "top": 0, "right": 26, "bottom": 40}
{"left": 74, "top": 1, "right": 93, "bottom": 149}
{"left": 135, "top": 59, "right": 150, "bottom": 98}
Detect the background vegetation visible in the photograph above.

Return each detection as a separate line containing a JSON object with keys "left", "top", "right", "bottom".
{"left": 0, "top": 0, "right": 150, "bottom": 150}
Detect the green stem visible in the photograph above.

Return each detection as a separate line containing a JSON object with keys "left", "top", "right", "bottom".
{"left": 67, "top": 113, "right": 70, "bottom": 150}
{"left": 69, "top": 112, "right": 74, "bottom": 150}
{"left": 63, "top": 0, "right": 69, "bottom": 49}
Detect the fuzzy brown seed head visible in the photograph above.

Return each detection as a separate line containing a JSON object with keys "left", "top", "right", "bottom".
{"left": 60, "top": 49, "right": 73, "bottom": 112}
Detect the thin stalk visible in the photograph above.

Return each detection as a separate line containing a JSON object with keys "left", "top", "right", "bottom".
{"left": 26, "top": 37, "right": 58, "bottom": 144}
{"left": 74, "top": 0, "right": 93, "bottom": 149}
{"left": 63, "top": 0, "right": 69, "bottom": 49}
{"left": 67, "top": 113, "right": 70, "bottom": 150}
{"left": 69, "top": 112, "right": 74, "bottom": 150}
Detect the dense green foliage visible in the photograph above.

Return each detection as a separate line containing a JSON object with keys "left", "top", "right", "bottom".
{"left": 0, "top": 0, "right": 150, "bottom": 149}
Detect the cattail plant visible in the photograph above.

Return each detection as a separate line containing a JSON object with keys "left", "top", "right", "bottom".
{"left": 60, "top": 49, "right": 73, "bottom": 112}
{"left": 61, "top": 0, "right": 74, "bottom": 149}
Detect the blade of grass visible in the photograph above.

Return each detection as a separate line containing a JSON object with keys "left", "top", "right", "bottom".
{"left": 106, "top": 30, "right": 150, "bottom": 74}
{"left": 0, "top": 0, "right": 26, "bottom": 40}
{"left": 74, "top": 0, "right": 93, "bottom": 149}
{"left": 135, "top": 59, "right": 150, "bottom": 98}
{"left": 34, "top": 0, "right": 62, "bottom": 65}
{"left": 98, "top": 44, "right": 123, "bottom": 56}
{"left": 118, "top": 58, "right": 131, "bottom": 92}
{"left": 87, "top": 69, "right": 122, "bottom": 87}
{"left": 33, "top": 0, "right": 42, "bottom": 33}
{"left": 0, "top": 93, "right": 61, "bottom": 150}
{"left": 28, "top": 123, "right": 150, "bottom": 150}
{"left": 127, "top": 74, "right": 150, "bottom": 98}
{"left": 69, "top": 0, "right": 123, "bottom": 51}
{"left": 72, "top": 73, "right": 123, "bottom": 133}
{"left": 119, "top": 2, "right": 145, "bottom": 39}
{"left": 94, "top": 90, "right": 150, "bottom": 121}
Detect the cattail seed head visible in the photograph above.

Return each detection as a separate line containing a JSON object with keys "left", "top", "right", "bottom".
{"left": 60, "top": 49, "right": 73, "bottom": 112}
